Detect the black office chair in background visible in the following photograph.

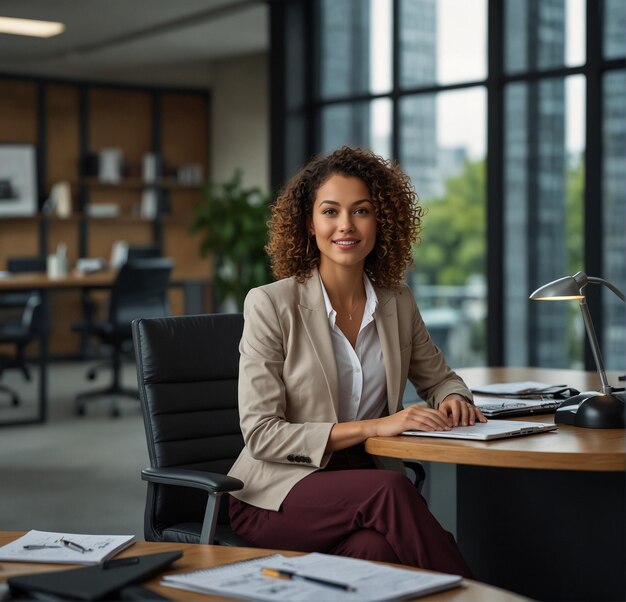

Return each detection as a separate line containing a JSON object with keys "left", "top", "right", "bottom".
{"left": 132, "top": 313, "right": 426, "bottom": 547}
{"left": 0, "top": 257, "right": 47, "bottom": 407}
{"left": 1, "top": 257, "right": 47, "bottom": 315}
{"left": 75, "top": 258, "right": 172, "bottom": 417}
{"left": 76, "top": 243, "right": 163, "bottom": 357}
{"left": 0, "top": 293, "right": 43, "bottom": 407}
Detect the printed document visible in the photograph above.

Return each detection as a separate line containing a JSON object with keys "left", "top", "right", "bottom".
{"left": 162, "top": 552, "right": 462, "bottom": 601}
{"left": 0, "top": 530, "right": 135, "bottom": 564}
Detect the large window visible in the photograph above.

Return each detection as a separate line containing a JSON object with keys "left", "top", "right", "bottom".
{"left": 271, "top": 0, "right": 626, "bottom": 371}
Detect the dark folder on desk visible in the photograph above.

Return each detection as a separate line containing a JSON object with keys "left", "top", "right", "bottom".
{"left": 8, "top": 551, "right": 182, "bottom": 601}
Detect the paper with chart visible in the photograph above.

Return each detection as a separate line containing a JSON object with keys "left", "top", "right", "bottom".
{"left": 0, "top": 530, "right": 135, "bottom": 564}
{"left": 162, "top": 552, "right": 462, "bottom": 601}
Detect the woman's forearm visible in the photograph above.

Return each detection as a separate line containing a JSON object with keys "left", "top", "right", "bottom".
{"left": 324, "top": 419, "right": 379, "bottom": 453}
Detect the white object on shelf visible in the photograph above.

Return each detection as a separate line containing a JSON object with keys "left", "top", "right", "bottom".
{"left": 140, "top": 188, "right": 158, "bottom": 219}
{"left": 86, "top": 203, "right": 120, "bottom": 218}
{"left": 142, "top": 153, "right": 160, "bottom": 183}
{"left": 110, "top": 240, "right": 129, "bottom": 269}
{"left": 98, "top": 148, "right": 123, "bottom": 183}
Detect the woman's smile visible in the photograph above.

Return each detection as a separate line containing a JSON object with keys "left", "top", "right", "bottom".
{"left": 309, "top": 174, "right": 376, "bottom": 270}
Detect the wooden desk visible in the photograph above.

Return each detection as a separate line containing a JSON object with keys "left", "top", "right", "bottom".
{"left": 0, "top": 531, "right": 531, "bottom": 601}
{"left": 366, "top": 368, "right": 626, "bottom": 602}
{"left": 0, "top": 270, "right": 208, "bottom": 426}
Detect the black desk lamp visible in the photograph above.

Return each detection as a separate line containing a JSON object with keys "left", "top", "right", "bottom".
{"left": 529, "top": 271, "right": 625, "bottom": 429}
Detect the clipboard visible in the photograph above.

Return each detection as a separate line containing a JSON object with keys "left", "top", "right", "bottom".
{"left": 8, "top": 550, "right": 182, "bottom": 601}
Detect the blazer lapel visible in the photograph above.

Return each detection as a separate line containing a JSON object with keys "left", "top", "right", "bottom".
{"left": 374, "top": 288, "right": 401, "bottom": 415}
{"left": 298, "top": 272, "right": 340, "bottom": 417}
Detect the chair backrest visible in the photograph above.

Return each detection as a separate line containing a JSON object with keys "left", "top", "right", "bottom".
{"left": 7, "top": 257, "right": 47, "bottom": 273}
{"left": 132, "top": 313, "right": 244, "bottom": 536}
{"left": 127, "top": 244, "right": 162, "bottom": 261}
{"left": 108, "top": 258, "right": 173, "bottom": 328}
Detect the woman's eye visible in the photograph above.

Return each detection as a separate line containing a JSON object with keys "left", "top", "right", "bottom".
{"left": 354, "top": 208, "right": 369, "bottom": 214}
{"left": 322, "top": 209, "right": 336, "bottom": 215}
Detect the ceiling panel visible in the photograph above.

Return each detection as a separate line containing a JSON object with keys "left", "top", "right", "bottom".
{"left": 0, "top": 0, "right": 267, "bottom": 87}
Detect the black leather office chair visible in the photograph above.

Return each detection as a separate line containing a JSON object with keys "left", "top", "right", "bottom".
{"left": 0, "top": 292, "right": 42, "bottom": 407}
{"left": 76, "top": 244, "right": 163, "bottom": 357}
{"left": 132, "top": 313, "right": 426, "bottom": 547}
{"left": 75, "top": 258, "right": 172, "bottom": 417}
{"left": 132, "top": 313, "right": 249, "bottom": 546}
{"left": 1, "top": 257, "right": 47, "bottom": 316}
{"left": 0, "top": 257, "right": 47, "bottom": 406}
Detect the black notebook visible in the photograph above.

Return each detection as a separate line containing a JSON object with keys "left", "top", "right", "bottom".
{"left": 8, "top": 551, "right": 182, "bottom": 601}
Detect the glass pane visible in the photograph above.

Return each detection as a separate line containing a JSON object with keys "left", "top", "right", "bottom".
{"left": 504, "top": 75, "right": 585, "bottom": 368}
{"left": 400, "top": 0, "right": 486, "bottom": 88}
{"left": 604, "top": 0, "right": 626, "bottom": 59}
{"left": 400, "top": 87, "right": 487, "bottom": 368}
{"left": 319, "top": 0, "right": 392, "bottom": 100}
{"left": 505, "top": 0, "right": 585, "bottom": 74}
{"left": 320, "top": 98, "right": 392, "bottom": 158}
{"left": 602, "top": 70, "right": 626, "bottom": 370}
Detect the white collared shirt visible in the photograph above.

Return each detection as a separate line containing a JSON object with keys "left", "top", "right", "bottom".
{"left": 319, "top": 275, "right": 388, "bottom": 423}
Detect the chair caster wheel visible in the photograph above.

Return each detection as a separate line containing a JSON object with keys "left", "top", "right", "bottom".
{"left": 11, "top": 395, "right": 19, "bottom": 406}
{"left": 111, "top": 406, "right": 121, "bottom": 418}
{"left": 87, "top": 371, "right": 97, "bottom": 381}
{"left": 76, "top": 405, "right": 86, "bottom": 416}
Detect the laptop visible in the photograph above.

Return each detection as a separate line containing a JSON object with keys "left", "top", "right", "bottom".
{"left": 402, "top": 419, "right": 558, "bottom": 441}
{"left": 473, "top": 395, "right": 562, "bottom": 418}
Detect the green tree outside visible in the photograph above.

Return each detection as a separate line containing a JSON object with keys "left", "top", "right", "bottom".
{"left": 413, "top": 158, "right": 486, "bottom": 285}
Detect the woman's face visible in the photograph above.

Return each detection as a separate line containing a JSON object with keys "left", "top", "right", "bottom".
{"left": 308, "top": 174, "right": 377, "bottom": 272}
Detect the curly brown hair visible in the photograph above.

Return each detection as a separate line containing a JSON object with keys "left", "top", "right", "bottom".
{"left": 266, "top": 146, "right": 424, "bottom": 289}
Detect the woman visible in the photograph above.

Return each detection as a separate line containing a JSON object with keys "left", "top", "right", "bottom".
{"left": 228, "top": 146, "right": 485, "bottom": 576}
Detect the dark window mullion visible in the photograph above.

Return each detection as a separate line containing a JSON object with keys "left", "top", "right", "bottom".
{"left": 584, "top": 0, "right": 604, "bottom": 370}
{"left": 391, "top": 0, "right": 400, "bottom": 161}
{"left": 487, "top": 0, "right": 505, "bottom": 366}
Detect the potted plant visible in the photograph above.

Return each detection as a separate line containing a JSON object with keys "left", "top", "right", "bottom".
{"left": 190, "top": 170, "right": 272, "bottom": 311}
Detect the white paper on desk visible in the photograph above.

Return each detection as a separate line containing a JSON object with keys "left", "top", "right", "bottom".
{"left": 471, "top": 381, "right": 554, "bottom": 395}
{"left": 0, "top": 530, "right": 135, "bottom": 565}
{"left": 162, "top": 552, "right": 462, "bottom": 602}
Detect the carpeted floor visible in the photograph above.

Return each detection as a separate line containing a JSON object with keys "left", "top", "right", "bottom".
{"left": 0, "top": 361, "right": 148, "bottom": 539}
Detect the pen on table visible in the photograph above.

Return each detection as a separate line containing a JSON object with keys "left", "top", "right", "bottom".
{"left": 59, "top": 538, "right": 92, "bottom": 553}
{"left": 23, "top": 545, "right": 62, "bottom": 550}
{"left": 261, "top": 567, "right": 356, "bottom": 592}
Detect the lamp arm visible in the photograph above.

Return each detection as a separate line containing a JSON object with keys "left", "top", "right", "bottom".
{"left": 578, "top": 298, "right": 611, "bottom": 394}
{"left": 587, "top": 277, "right": 626, "bottom": 302}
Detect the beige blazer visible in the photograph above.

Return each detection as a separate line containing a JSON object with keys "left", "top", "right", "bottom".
{"left": 228, "top": 270, "right": 472, "bottom": 511}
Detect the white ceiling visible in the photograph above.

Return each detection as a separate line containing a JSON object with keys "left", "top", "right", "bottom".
{"left": 0, "top": 0, "right": 268, "bottom": 88}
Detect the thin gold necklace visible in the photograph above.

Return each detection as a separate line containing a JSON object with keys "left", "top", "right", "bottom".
{"left": 346, "top": 296, "right": 364, "bottom": 321}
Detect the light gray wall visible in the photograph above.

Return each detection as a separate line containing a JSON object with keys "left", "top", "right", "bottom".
{"left": 209, "top": 52, "right": 269, "bottom": 191}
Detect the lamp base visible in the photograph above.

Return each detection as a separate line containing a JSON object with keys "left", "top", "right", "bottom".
{"left": 555, "top": 391, "right": 625, "bottom": 429}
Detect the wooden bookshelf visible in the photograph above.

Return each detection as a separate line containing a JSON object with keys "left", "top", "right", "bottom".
{"left": 0, "top": 76, "right": 211, "bottom": 356}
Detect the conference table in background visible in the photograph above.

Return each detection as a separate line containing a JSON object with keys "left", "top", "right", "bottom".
{"left": 0, "top": 531, "right": 532, "bottom": 601}
{"left": 366, "top": 367, "right": 625, "bottom": 602}
{"left": 0, "top": 269, "right": 209, "bottom": 426}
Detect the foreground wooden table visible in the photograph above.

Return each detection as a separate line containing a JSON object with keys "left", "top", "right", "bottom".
{"left": 366, "top": 368, "right": 625, "bottom": 602}
{"left": 0, "top": 532, "right": 530, "bottom": 601}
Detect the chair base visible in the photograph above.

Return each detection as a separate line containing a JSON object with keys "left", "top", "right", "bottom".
{"left": 75, "top": 384, "right": 139, "bottom": 417}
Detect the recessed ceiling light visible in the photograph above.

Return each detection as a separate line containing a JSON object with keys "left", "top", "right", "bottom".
{"left": 0, "top": 16, "right": 65, "bottom": 38}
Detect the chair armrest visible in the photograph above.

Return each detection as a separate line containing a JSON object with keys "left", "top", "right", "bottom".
{"left": 402, "top": 460, "right": 426, "bottom": 493}
{"left": 141, "top": 467, "right": 243, "bottom": 493}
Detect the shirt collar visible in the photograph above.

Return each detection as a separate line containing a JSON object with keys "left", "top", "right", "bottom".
{"left": 319, "top": 273, "right": 379, "bottom": 323}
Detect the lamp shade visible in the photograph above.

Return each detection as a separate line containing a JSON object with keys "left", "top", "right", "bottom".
{"left": 529, "top": 275, "right": 584, "bottom": 300}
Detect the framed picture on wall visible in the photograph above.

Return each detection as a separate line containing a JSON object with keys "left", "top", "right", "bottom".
{"left": 0, "top": 144, "right": 37, "bottom": 217}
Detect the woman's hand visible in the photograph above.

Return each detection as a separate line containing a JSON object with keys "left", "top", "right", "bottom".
{"left": 438, "top": 394, "right": 487, "bottom": 427}
{"left": 371, "top": 404, "right": 452, "bottom": 437}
